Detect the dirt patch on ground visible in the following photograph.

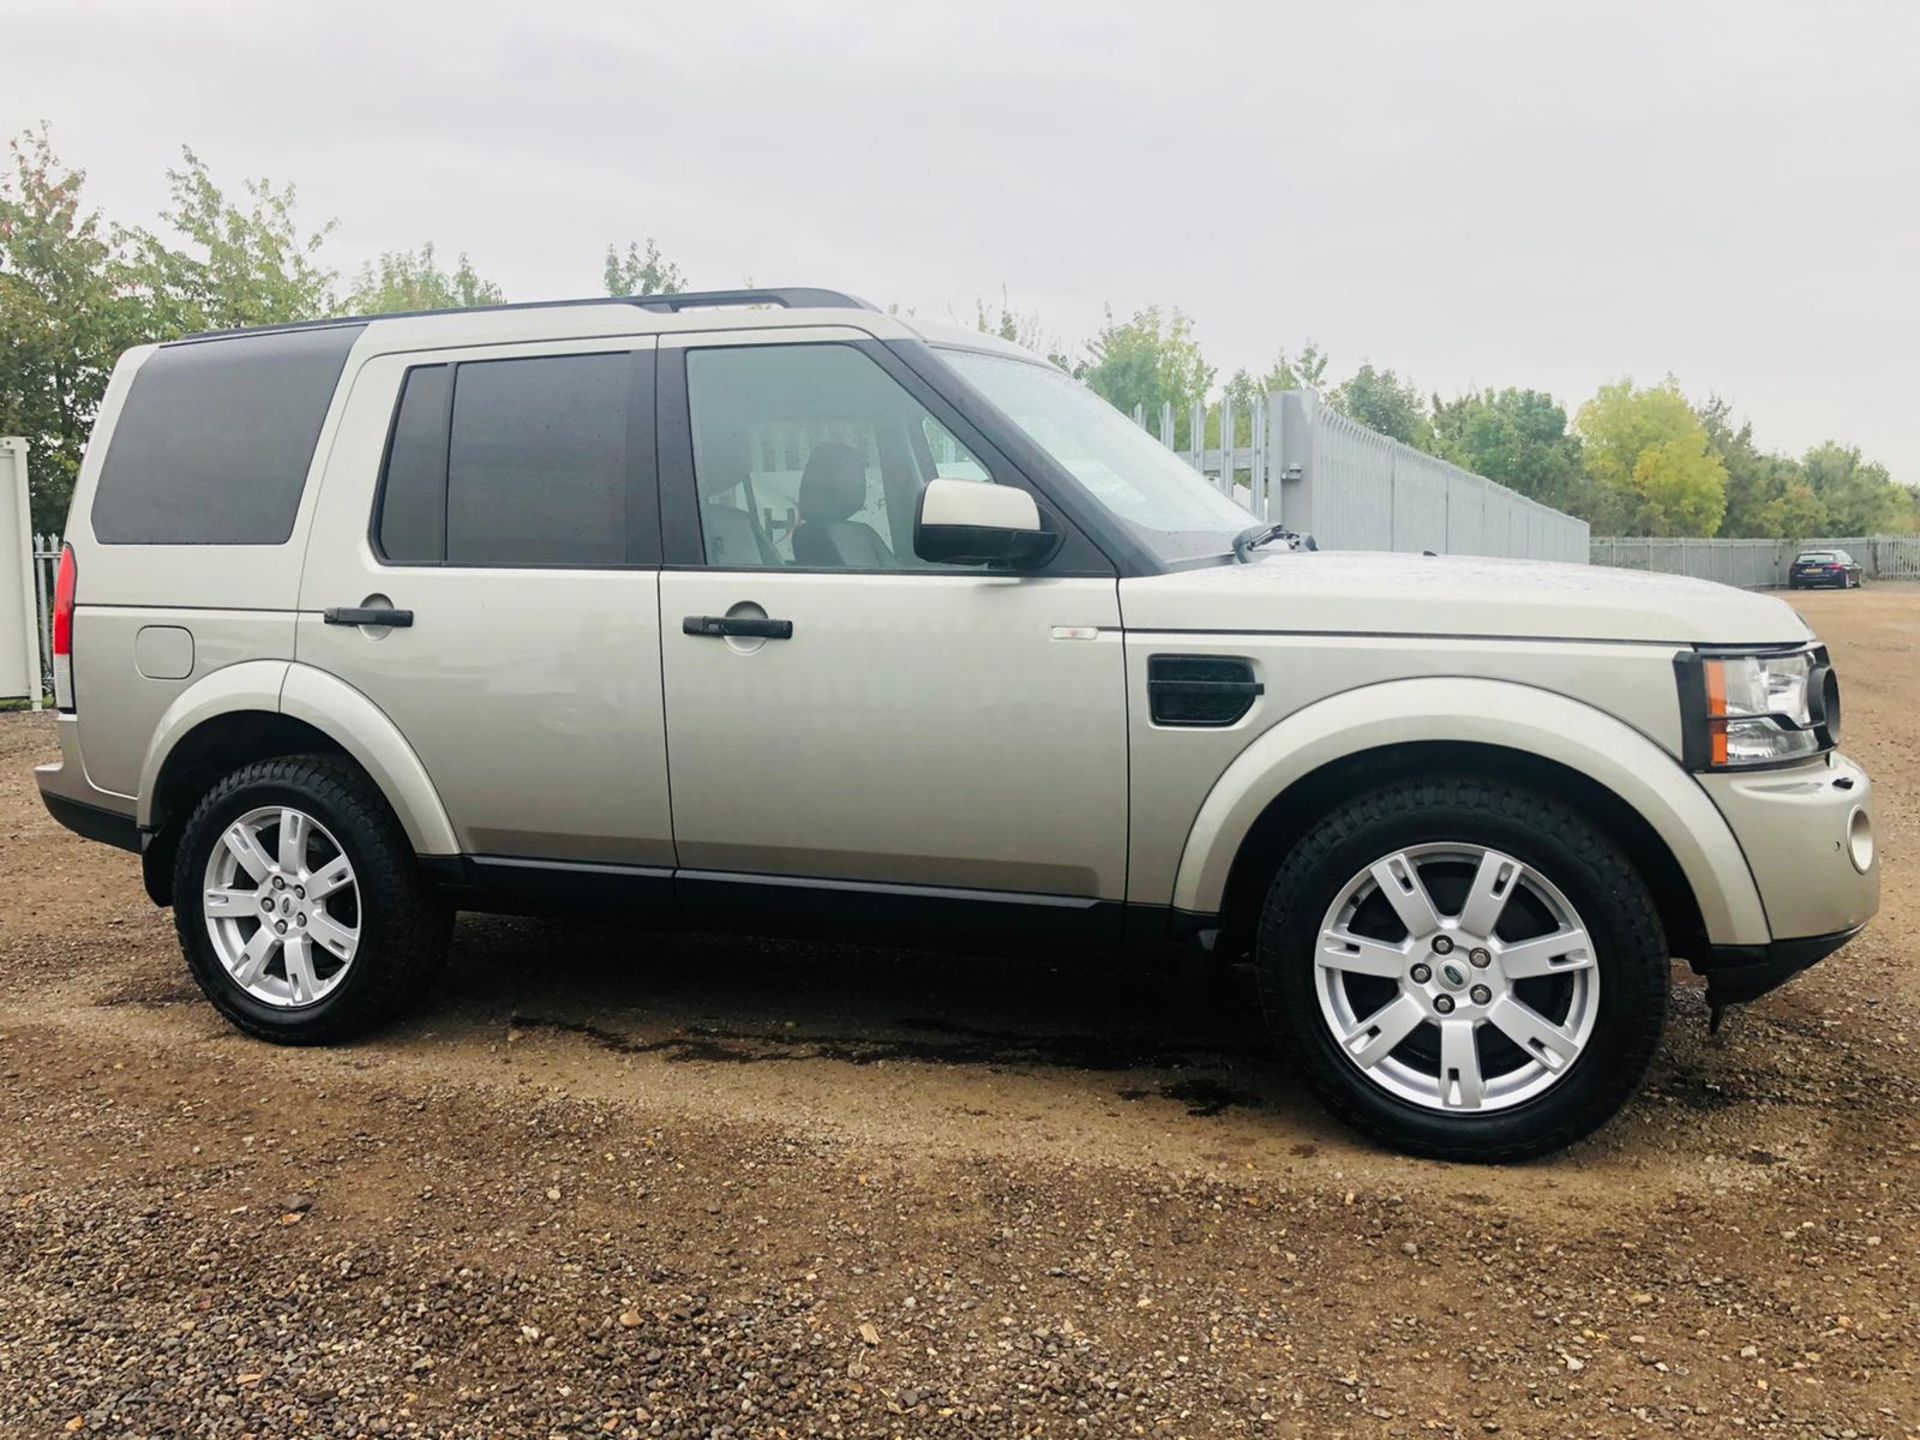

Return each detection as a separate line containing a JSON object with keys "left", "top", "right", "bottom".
{"left": 1, "top": 586, "right": 1916, "bottom": 1438}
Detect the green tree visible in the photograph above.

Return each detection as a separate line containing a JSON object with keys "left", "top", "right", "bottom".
{"left": 603, "top": 238, "right": 683, "bottom": 297}
{"left": 1080, "top": 304, "right": 1214, "bottom": 447}
{"left": 1759, "top": 477, "right": 1826, "bottom": 539}
{"left": 1432, "top": 388, "right": 1591, "bottom": 514}
{"left": 123, "top": 147, "right": 336, "bottom": 332}
{"left": 1800, "top": 442, "right": 1903, "bottom": 535}
{"left": 0, "top": 126, "right": 155, "bottom": 531}
{"left": 1328, "top": 363, "right": 1434, "bottom": 451}
{"left": 1696, "top": 395, "right": 1805, "bottom": 538}
{"left": 344, "top": 243, "right": 503, "bottom": 314}
{"left": 1575, "top": 378, "right": 1727, "bottom": 536}
{"left": 1889, "top": 485, "right": 1920, "bottom": 535}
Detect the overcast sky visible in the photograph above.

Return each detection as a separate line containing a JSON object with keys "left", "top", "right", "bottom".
{"left": 11, "top": 0, "right": 1918, "bottom": 482}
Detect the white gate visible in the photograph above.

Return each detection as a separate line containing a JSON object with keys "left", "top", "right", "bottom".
{"left": 1, "top": 438, "right": 44, "bottom": 707}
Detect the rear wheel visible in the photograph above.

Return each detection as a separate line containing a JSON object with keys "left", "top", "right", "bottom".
{"left": 174, "top": 755, "right": 451, "bottom": 1043}
{"left": 1255, "top": 777, "right": 1668, "bottom": 1161}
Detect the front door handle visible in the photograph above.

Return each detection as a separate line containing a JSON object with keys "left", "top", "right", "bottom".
{"left": 324, "top": 606, "right": 414, "bottom": 628}
{"left": 682, "top": 615, "right": 793, "bottom": 640}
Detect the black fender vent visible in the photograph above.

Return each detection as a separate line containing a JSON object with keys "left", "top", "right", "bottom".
{"left": 1148, "top": 655, "right": 1263, "bottom": 728}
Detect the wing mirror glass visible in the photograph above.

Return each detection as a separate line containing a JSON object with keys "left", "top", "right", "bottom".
{"left": 913, "top": 477, "right": 1059, "bottom": 567}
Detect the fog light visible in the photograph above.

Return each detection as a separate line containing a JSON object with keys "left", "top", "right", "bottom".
{"left": 1847, "top": 807, "right": 1874, "bottom": 874}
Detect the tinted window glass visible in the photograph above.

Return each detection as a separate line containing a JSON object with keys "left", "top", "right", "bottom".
{"left": 686, "top": 344, "right": 994, "bottom": 570}
{"left": 447, "top": 353, "right": 630, "bottom": 567}
{"left": 376, "top": 365, "right": 451, "bottom": 564}
{"left": 92, "top": 325, "right": 363, "bottom": 545}
{"left": 940, "top": 348, "right": 1251, "bottom": 564}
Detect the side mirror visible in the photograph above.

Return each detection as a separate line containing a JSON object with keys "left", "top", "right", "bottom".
{"left": 914, "top": 478, "right": 1059, "bottom": 567}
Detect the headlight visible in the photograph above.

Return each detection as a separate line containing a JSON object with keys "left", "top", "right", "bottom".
{"left": 1674, "top": 648, "right": 1838, "bottom": 770}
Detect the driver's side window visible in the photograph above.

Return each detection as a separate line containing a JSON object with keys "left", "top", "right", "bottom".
{"left": 686, "top": 343, "right": 993, "bottom": 570}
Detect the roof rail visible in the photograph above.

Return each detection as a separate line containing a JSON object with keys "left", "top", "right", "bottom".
{"left": 164, "top": 287, "right": 879, "bottom": 346}
{"left": 626, "top": 287, "right": 877, "bottom": 313}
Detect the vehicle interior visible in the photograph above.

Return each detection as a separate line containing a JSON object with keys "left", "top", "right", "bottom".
{"left": 685, "top": 343, "right": 994, "bottom": 570}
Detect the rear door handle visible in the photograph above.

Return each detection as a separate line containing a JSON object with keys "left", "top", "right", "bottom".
{"left": 682, "top": 615, "right": 793, "bottom": 640}
{"left": 324, "top": 606, "right": 414, "bottom": 628}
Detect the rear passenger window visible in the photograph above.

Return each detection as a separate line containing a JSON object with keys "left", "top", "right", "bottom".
{"left": 448, "top": 355, "right": 629, "bottom": 567}
{"left": 376, "top": 365, "right": 451, "bottom": 564}
{"left": 372, "top": 350, "right": 654, "bottom": 568}
{"left": 92, "top": 325, "right": 363, "bottom": 545}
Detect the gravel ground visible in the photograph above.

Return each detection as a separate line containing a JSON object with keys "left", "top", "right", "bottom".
{"left": 1, "top": 585, "right": 1916, "bottom": 1439}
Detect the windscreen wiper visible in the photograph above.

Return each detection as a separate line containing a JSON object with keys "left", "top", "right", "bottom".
{"left": 1232, "top": 522, "right": 1317, "bottom": 563}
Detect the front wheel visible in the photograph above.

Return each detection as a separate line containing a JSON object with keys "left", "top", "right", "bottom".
{"left": 174, "top": 755, "right": 452, "bottom": 1043}
{"left": 1256, "top": 777, "right": 1669, "bottom": 1161}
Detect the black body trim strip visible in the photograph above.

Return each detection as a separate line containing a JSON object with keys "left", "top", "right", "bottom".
{"left": 455, "top": 855, "right": 678, "bottom": 918}
{"left": 419, "top": 856, "right": 1160, "bottom": 954}
{"left": 41, "top": 792, "right": 142, "bottom": 854}
{"left": 674, "top": 868, "right": 1125, "bottom": 950}
{"left": 1693, "top": 925, "right": 1863, "bottom": 1007}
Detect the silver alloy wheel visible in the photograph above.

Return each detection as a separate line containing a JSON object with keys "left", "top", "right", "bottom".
{"left": 1314, "top": 843, "right": 1599, "bottom": 1113}
{"left": 202, "top": 805, "right": 361, "bottom": 1008}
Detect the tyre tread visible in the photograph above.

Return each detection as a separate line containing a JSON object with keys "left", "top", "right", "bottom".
{"left": 173, "top": 754, "right": 450, "bottom": 1045}
{"left": 1255, "top": 775, "right": 1668, "bottom": 1162}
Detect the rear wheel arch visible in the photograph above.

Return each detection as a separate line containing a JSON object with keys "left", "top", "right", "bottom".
{"left": 143, "top": 711, "right": 368, "bottom": 907}
{"left": 139, "top": 665, "right": 459, "bottom": 905}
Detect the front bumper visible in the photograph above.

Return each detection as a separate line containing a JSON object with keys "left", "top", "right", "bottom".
{"left": 1698, "top": 926, "right": 1864, "bottom": 1007}
{"left": 1691, "top": 751, "right": 1877, "bottom": 1004}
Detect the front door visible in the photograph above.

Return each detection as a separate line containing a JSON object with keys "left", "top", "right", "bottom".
{"left": 655, "top": 331, "right": 1128, "bottom": 938}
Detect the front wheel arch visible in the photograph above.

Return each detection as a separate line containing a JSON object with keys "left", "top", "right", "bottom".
{"left": 1212, "top": 740, "right": 1706, "bottom": 967}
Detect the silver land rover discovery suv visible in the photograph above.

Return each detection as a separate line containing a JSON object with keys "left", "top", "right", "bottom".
{"left": 35, "top": 287, "right": 1879, "bottom": 1160}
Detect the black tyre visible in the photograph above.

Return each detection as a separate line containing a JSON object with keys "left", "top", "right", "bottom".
{"left": 1255, "top": 776, "right": 1668, "bottom": 1162}
{"left": 173, "top": 754, "right": 451, "bottom": 1043}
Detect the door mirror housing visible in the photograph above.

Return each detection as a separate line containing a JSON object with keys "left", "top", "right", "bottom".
{"left": 914, "top": 478, "right": 1059, "bottom": 567}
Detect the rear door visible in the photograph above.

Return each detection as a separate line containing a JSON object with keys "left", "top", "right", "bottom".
{"left": 654, "top": 329, "right": 1130, "bottom": 939}
{"left": 297, "top": 337, "right": 674, "bottom": 876}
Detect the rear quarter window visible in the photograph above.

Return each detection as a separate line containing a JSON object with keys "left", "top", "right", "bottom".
{"left": 91, "top": 325, "right": 363, "bottom": 545}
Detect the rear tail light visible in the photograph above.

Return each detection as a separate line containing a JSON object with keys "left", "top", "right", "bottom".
{"left": 52, "top": 544, "right": 76, "bottom": 712}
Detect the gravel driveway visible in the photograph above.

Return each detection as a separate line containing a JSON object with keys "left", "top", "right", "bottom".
{"left": 2, "top": 586, "right": 1916, "bottom": 1438}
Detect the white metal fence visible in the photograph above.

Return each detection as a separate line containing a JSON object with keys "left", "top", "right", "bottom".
{"left": 1131, "top": 388, "right": 1591, "bottom": 562}
{"left": 1590, "top": 535, "right": 1920, "bottom": 589}
{"left": 2, "top": 438, "right": 47, "bottom": 706}
{"left": 31, "top": 531, "right": 60, "bottom": 696}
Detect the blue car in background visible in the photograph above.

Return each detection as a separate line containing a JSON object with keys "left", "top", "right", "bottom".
{"left": 1789, "top": 549, "right": 1862, "bottom": 589}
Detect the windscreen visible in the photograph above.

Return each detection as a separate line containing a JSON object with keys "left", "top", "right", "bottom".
{"left": 939, "top": 349, "right": 1251, "bottom": 563}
